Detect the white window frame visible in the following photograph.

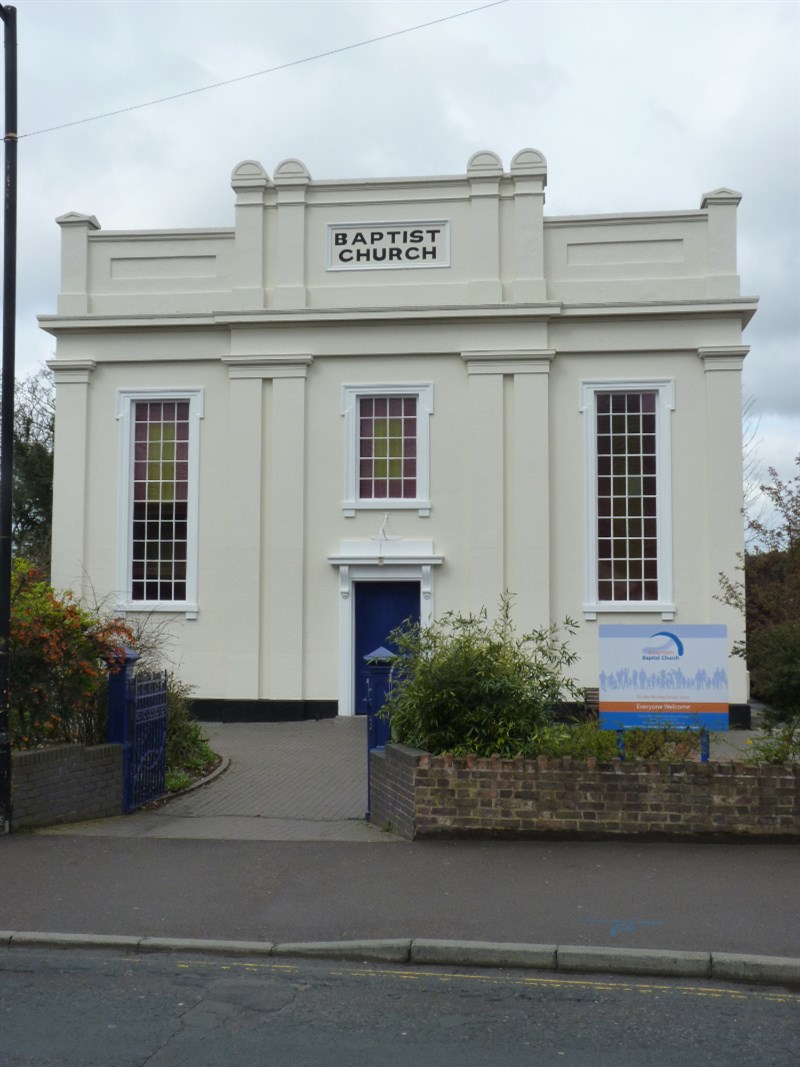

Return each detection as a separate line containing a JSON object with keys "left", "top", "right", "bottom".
{"left": 341, "top": 382, "right": 433, "bottom": 517}
{"left": 116, "top": 388, "right": 204, "bottom": 619}
{"left": 580, "top": 378, "right": 675, "bottom": 621}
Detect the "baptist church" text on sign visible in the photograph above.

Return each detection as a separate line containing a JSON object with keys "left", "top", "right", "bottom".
{"left": 327, "top": 221, "right": 450, "bottom": 270}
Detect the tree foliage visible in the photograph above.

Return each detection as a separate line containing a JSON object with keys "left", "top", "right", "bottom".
{"left": 746, "top": 458, "right": 799, "bottom": 718}
{"left": 719, "top": 456, "right": 800, "bottom": 721}
{"left": 383, "top": 595, "right": 584, "bottom": 757}
{"left": 748, "top": 455, "right": 800, "bottom": 554}
{"left": 11, "top": 367, "right": 55, "bottom": 575}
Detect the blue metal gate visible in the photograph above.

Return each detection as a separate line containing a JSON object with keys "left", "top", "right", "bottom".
{"left": 127, "top": 671, "right": 168, "bottom": 811}
{"left": 108, "top": 652, "right": 168, "bottom": 812}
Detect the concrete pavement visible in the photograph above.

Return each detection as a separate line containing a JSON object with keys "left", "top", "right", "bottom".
{"left": 2, "top": 718, "right": 798, "bottom": 987}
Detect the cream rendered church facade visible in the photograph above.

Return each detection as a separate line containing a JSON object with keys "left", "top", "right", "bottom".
{"left": 41, "top": 149, "right": 757, "bottom": 719}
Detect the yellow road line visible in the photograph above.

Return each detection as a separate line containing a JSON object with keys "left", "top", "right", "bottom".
{"left": 170, "top": 957, "right": 800, "bottom": 1004}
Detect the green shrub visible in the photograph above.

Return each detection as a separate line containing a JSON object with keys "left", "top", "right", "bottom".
{"left": 164, "top": 674, "right": 216, "bottom": 787}
{"left": 747, "top": 621, "right": 800, "bottom": 723}
{"left": 383, "top": 595, "right": 583, "bottom": 757}
{"left": 520, "top": 717, "right": 700, "bottom": 762}
{"left": 745, "top": 714, "right": 800, "bottom": 765}
{"left": 9, "top": 559, "right": 133, "bottom": 748}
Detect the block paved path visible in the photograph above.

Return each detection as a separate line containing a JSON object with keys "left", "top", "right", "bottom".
{"left": 41, "top": 718, "right": 396, "bottom": 843}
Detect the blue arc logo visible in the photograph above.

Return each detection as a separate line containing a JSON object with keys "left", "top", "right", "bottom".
{"left": 643, "top": 631, "right": 685, "bottom": 657}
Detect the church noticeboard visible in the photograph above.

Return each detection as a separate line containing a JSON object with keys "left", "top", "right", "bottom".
{"left": 598, "top": 624, "right": 729, "bottom": 731}
{"left": 327, "top": 221, "right": 450, "bottom": 270}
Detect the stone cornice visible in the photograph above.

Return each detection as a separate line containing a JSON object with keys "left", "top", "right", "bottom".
{"left": 88, "top": 228, "right": 234, "bottom": 242}
{"left": 46, "top": 358, "right": 96, "bottom": 384}
{"left": 544, "top": 210, "right": 708, "bottom": 228}
{"left": 223, "top": 355, "right": 314, "bottom": 379}
{"left": 558, "top": 297, "right": 758, "bottom": 326}
{"left": 461, "top": 349, "right": 555, "bottom": 375}
{"left": 37, "top": 296, "right": 759, "bottom": 335}
{"left": 698, "top": 345, "right": 750, "bottom": 371}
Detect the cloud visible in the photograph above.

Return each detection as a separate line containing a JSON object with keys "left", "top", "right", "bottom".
{"left": 8, "top": 0, "right": 798, "bottom": 480}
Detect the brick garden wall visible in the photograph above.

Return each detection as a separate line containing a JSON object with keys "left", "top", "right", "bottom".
{"left": 11, "top": 744, "right": 123, "bottom": 830}
{"left": 369, "top": 744, "right": 800, "bottom": 840}
{"left": 369, "top": 743, "right": 417, "bottom": 837}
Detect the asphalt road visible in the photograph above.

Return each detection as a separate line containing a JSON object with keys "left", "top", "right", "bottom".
{"left": 1, "top": 835, "right": 798, "bottom": 957}
{"left": 1, "top": 946, "right": 798, "bottom": 1067}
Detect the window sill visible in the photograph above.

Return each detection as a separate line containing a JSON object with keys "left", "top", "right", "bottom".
{"left": 583, "top": 602, "right": 675, "bottom": 622}
{"left": 117, "top": 601, "right": 199, "bottom": 621}
{"left": 343, "top": 499, "right": 431, "bottom": 518}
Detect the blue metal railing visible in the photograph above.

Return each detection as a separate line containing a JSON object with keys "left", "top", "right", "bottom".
{"left": 108, "top": 651, "right": 168, "bottom": 812}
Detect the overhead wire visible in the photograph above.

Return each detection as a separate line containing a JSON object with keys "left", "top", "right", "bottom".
{"left": 18, "top": 0, "right": 510, "bottom": 139}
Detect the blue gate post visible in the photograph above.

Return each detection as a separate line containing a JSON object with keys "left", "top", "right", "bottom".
{"left": 700, "top": 728, "right": 710, "bottom": 764}
{"left": 616, "top": 728, "right": 626, "bottom": 761}
{"left": 364, "top": 646, "right": 395, "bottom": 820}
{"left": 107, "top": 648, "right": 140, "bottom": 812}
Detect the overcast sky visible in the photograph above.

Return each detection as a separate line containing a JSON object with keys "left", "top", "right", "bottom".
{"left": 9, "top": 0, "right": 800, "bottom": 488}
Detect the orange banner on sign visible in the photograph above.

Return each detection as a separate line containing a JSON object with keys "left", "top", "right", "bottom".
{"left": 599, "top": 701, "right": 729, "bottom": 715}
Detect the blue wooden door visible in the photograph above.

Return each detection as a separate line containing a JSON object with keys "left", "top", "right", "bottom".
{"left": 354, "top": 581, "right": 420, "bottom": 716}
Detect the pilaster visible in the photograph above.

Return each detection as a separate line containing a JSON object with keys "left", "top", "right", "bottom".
{"left": 701, "top": 188, "right": 742, "bottom": 298}
{"left": 510, "top": 149, "right": 547, "bottom": 303}
{"left": 231, "top": 160, "right": 269, "bottom": 310}
{"left": 47, "top": 359, "right": 96, "bottom": 595}
{"left": 266, "top": 372, "right": 308, "bottom": 696}
{"left": 223, "top": 355, "right": 312, "bottom": 699}
{"left": 467, "top": 151, "right": 503, "bottom": 304}
{"left": 699, "top": 344, "right": 749, "bottom": 701}
{"left": 511, "top": 352, "right": 554, "bottom": 625}
{"left": 271, "top": 158, "right": 310, "bottom": 309}
{"left": 55, "top": 213, "right": 100, "bottom": 315}
{"left": 462, "top": 349, "right": 505, "bottom": 610}
{"left": 224, "top": 370, "right": 264, "bottom": 698}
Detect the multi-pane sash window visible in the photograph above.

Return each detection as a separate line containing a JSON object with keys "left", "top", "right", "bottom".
{"left": 117, "top": 388, "right": 202, "bottom": 615}
{"left": 596, "top": 391, "right": 658, "bottom": 603}
{"left": 581, "top": 379, "right": 674, "bottom": 618}
{"left": 359, "top": 396, "right": 417, "bottom": 500}
{"left": 132, "top": 400, "right": 189, "bottom": 602}
{"left": 342, "top": 383, "right": 433, "bottom": 516}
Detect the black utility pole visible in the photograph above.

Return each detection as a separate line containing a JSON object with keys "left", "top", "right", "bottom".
{"left": 0, "top": 4, "right": 17, "bottom": 834}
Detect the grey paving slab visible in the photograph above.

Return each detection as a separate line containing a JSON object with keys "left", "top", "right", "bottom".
{"left": 707, "top": 729, "right": 761, "bottom": 762}
{"left": 44, "top": 814, "right": 392, "bottom": 842}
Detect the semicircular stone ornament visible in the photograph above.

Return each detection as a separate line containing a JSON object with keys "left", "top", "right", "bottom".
{"left": 466, "top": 150, "right": 503, "bottom": 176}
{"left": 230, "top": 159, "right": 269, "bottom": 188}
{"left": 273, "top": 158, "right": 311, "bottom": 184}
{"left": 510, "top": 148, "right": 547, "bottom": 174}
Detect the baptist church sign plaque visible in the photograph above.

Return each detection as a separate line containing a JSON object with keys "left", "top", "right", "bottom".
{"left": 327, "top": 221, "right": 450, "bottom": 270}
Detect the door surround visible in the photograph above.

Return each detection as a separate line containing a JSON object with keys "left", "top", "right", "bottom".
{"left": 328, "top": 538, "right": 443, "bottom": 715}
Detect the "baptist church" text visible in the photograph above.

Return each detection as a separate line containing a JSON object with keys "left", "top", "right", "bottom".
{"left": 328, "top": 223, "right": 449, "bottom": 269}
